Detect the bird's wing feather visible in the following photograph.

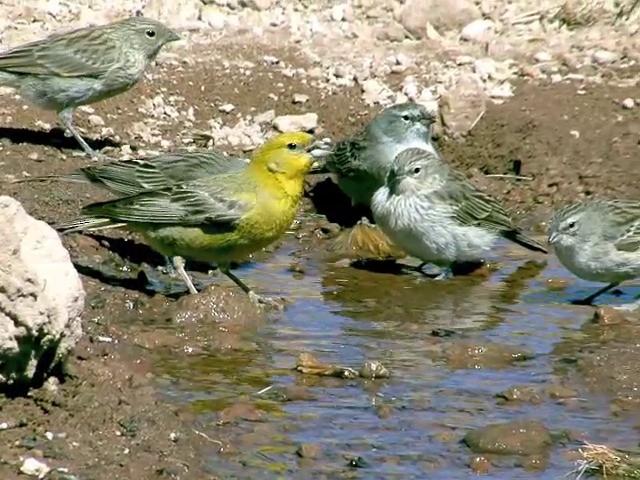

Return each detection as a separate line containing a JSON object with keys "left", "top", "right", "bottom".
{"left": 609, "top": 200, "right": 640, "bottom": 252}
{"left": 325, "top": 133, "right": 367, "bottom": 178}
{"left": 436, "top": 167, "right": 518, "bottom": 233}
{"left": 82, "top": 179, "right": 252, "bottom": 226}
{"left": 0, "top": 27, "right": 119, "bottom": 78}
{"left": 74, "top": 151, "right": 248, "bottom": 196}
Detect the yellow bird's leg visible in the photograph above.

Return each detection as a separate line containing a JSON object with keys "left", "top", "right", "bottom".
{"left": 219, "top": 264, "right": 284, "bottom": 308}
{"left": 172, "top": 256, "right": 198, "bottom": 295}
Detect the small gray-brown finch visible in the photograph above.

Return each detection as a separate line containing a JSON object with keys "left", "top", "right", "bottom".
{"left": 0, "top": 17, "right": 180, "bottom": 158}
{"left": 548, "top": 198, "right": 640, "bottom": 305}
{"left": 372, "top": 148, "right": 547, "bottom": 278}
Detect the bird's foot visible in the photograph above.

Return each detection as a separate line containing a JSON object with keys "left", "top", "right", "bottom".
{"left": 570, "top": 298, "right": 595, "bottom": 306}
{"left": 433, "top": 267, "right": 454, "bottom": 280}
{"left": 248, "top": 291, "right": 286, "bottom": 310}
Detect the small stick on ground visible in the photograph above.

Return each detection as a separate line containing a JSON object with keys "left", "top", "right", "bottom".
{"left": 485, "top": 174, "right": 533, "bottom": 181}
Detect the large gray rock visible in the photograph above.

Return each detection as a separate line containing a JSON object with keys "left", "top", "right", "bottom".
{"left": 0, "top": 196, "right": 84, "bottom": 389}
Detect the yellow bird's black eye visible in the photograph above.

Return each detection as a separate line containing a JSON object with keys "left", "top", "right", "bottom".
{"left": 286, "top": 142, "right": 298, "bottom": 150}
{"left": 145, "top": 29, "right": 156, "bottom": 38}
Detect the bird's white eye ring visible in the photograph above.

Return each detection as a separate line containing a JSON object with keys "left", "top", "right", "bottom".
{"left": 412, "top": 166, "right": 421, "bottom": 174}
{"left": 145, "top": 29, "right": 156, "bottom": 38}
{"left": 286, "top": 142, "right": 298, "bottom": 150}
{"left": 401, "top": 114, "right": 411, "bottom": 121}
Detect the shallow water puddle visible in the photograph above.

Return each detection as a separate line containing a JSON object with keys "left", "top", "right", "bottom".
{"left": 152, "top": 236, "right": 640, "bottom": 478}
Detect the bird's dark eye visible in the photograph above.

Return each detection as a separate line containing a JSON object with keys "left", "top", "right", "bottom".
{"left": 401, "top": 114, "right": 411, "bottom": 121}
{"left": 287, "top": 142, "right": 298, "bottom": 150}
{"left": 145, "top": 29, "right": 156, "bottom": 38}
{"left": 412, "top": 166, "right": 421, "bottom": 174}
{"left": 567, "top": 221, "right": 576, "bottom": 230}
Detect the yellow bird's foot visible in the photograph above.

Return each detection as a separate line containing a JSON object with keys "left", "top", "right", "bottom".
{"left": 248, "top": 291, "right": 286, "bottom": 310}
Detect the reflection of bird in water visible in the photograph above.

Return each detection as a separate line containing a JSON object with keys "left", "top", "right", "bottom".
{"left": 321, "top": 265, "right": 497, "bottom": 333}
{"left": 321, "top": 259, "right": 547, "bottom": 334}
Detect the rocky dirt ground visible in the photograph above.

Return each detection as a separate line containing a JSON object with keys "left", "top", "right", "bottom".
{"left": 1, "top": 0, "right": 640, "bottom": 478}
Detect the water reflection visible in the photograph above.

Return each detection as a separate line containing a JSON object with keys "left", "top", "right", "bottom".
{"left": 148, "top": 238, "right": 639, "bottom": 478}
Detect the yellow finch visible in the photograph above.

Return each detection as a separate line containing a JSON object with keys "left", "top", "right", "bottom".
{"left": 56, "top": 132, "right": 331, "bottom": 304}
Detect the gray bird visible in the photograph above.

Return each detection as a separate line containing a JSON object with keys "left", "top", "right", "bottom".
{"left": 13, "top": 149, "right": 249, "bottom": 196}
{"left": 325, "top": 102, "right": 438, "bottom": 208}
{"left": 548, "top": 198, "right": 640, "bottom": 305}
{"left": 371, "top": 148, "right": 547, "bottom": 278}
{"left": 0, "top": 17, "right": 180, "bottom": 158}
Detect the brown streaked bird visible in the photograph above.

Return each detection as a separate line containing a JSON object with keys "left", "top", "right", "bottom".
{"left": 0, "top": 17, "right": 180, "bottom": 158}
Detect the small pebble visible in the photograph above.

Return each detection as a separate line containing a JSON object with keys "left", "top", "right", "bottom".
{"left": 533, "top": 51, "right": 552, "bottom": 62}
{"left": 218, "top": 103, "right": 235, "bottom": 113}
{"left": 87, "top": 114, "right": 104, "bottom": 126}
{"left": 621, "top": 98, "right": 635, "bottom": 109}
{"left": 296, "top": 443, "right": 322, "bottom": 458}
{"left": 592, "top": 50, "right": 618, "bottom": 65}
{"left": 469, "top": 455, "right": 492, "bottom": 474}
{"left": 292, "top": 93, "right": 309, "bottom": 104}
{"left": 20, "top": 457, "right": 50, "bottom": 478}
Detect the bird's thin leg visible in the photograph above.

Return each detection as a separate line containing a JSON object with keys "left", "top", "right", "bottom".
{"left": 172, "top": 256, "right": 198, "bottom": 295}
{"left": 572, "top": 282, "right": 619, "bottom": 306}
{"left": 58, "top": 108, "right": 100, "bottom": 159}
{"left": 219, "top": 265, "right": 283, "bottom": 308}
{"left": 219, "top": 265, "right": 252, "bottom": 294}
{"left": 164, "top": 256, "right": 175, "bottom": 275}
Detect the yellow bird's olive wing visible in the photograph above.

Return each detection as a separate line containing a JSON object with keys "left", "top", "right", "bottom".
{"left": 82, "top": 182, "right": 251, "bottom": 226}
{"left": 72, "top": 150, "right": 248, "bottom": 196}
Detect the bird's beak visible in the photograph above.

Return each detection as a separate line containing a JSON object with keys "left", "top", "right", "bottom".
{"left": 307, "top": 140, "right": 333, "bottom": 172}
{"left": 386, "top": 171, "right": 401, "bottom": 194}
{"left": 306, "top": 139, "right": 332, "bottom": 158}
{"left": 548, "top": 232, "right": 558, "bottom": 246}
{"left": 419, "top": 116, "right": 435, "bottom": 127}
{"left": 168, "top": 30, "right": 181, "bottom": 43}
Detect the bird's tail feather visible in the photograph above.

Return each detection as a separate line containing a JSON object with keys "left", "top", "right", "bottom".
{"left": 8, "top": 173, "right": 85, "bottom": 185}
{"left": 504, "top": 230, "right": 548, "bottom": 254}
{"left": 55, "top": 217, "right": 124, "bottom": 234}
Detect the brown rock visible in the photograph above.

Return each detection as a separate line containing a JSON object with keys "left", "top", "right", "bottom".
{"left": 469, "top": 455, "right": 492, "bottom": 474}
{"left": 218, "top": 402, "right": 264, "bottom": 424}
{"left": 463, "top": 419, "right": 552, "bottom": 455}
{"left": 296, "top": 443, "right": 322, "bottom": 459}
{"left": 593, "top": 306, "right": 629, "bottom": 325}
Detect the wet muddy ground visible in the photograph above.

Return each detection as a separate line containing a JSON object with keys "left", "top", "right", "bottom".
{"left": 1, "top": 44, "right": 640, "bottom": 479}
